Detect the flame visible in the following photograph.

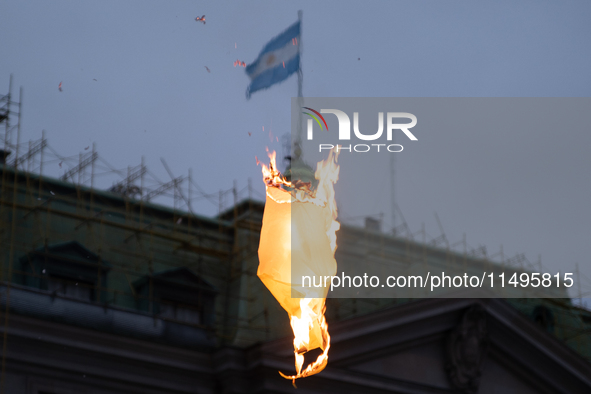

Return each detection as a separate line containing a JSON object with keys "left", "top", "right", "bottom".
{"left": 257, "top": 148, "right": 341, "bottom": 205}
{"left": 280, "top": 300, "right": 331, "bottom": 385}
{"left": 234, "top": 59, "right": 246, "bottom": 67}
{"left": 257, "top": 148, "right": 340, "bottom": 387}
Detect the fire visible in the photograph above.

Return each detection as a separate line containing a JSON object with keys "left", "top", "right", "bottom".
{"left": 257, "top": 148, "right": 340, "bottom": 387}
{"left": 234, "top": 60, "right": 246, "bottom": 67}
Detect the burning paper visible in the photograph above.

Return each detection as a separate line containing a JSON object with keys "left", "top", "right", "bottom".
{"left": 257, "top": 149, "right": 340, "bottom": 386}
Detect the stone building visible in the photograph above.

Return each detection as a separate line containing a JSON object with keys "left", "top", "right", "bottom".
{"left": 0, "top": 161, "right": 590, "bottom": 393}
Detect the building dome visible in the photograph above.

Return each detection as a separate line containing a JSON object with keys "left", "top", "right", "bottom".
{"left": 283, "top": 157, "right": 317, "bottom": 188}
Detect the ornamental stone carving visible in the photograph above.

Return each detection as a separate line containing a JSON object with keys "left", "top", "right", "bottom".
{"left": 446, "top": 305, "right": 488, "bottom": 393}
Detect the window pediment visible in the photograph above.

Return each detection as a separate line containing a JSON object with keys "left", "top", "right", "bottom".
{"left": 20, "top": 241, "right": 109, "bottom": 302}
{"left": 134, "top": 268, "right": 216, "bottom": 326}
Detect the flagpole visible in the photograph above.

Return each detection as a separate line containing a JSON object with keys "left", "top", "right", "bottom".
{"left": 295, "top": 10, "right": 303, "bottom": 161}
{"left": 297, "top": 10, "right": 303, "bottom": 99}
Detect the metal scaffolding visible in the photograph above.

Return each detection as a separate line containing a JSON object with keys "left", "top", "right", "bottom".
{"left": 0, "top": 77, "right": 590, "bottom": 389}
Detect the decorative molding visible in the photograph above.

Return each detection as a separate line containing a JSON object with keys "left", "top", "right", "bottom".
{"left": 446, "top": 304, "right": 489, "bottom": 393}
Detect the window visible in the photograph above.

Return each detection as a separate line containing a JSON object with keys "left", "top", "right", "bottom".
{"left": 532, "top": 305, "right": 554, "bottom": 333}
{"left": 133, "top": 267, "right": 216, "bottom": 326}
{"left": 160, "top": 300, "right": 202, "bottom": 325}
{"left": 19, "top": 241, "right": 109, "bottom": 303}
{"left": 47, "top": 275, "right": 93, "bottom": 301}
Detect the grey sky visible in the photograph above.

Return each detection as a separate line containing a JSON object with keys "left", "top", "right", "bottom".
{"left": 1, "top": 1, "right": 591, "bottom": 300}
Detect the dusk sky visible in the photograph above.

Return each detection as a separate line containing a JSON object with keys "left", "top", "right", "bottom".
{"left": 1, "top": 1, "right": 591, "bottom": 300}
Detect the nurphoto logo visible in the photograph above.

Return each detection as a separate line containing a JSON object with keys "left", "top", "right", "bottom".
{"left": 302, "top": 108, "right": 418, "bottom": 153}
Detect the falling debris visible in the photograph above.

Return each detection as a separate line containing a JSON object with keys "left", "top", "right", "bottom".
{"left": 84, "top": 146, "right": 89, "bottom": 150}
{"left": 93, "top": 79, "right": 97, "bottom": 81}
{"left": 58, "top": 161, "right": 63, "bottom": 168}
{"left": 283, "top": 61, "right": 285, "bottom": 68}
{"left": 235, "top": 43, "right": 237, "bottom": 49}
{"left": 358, "top": 58, "right": 360, "bottom": 60}
{"left": 292, "top": 37, "right": 298, "bottom": 45}
{"left": 58, "top": 82, "right": 63, "bottom": 92}
{"left": 205, "top": 66, "right": 211, "bottom": 73}
{"left": 233, "top": 60, "right": 246, "bottom": 67}
{"left": 50, "top": 191, "right": 55, "bottom": 196}
{"left": 195, "top": 15, "right": 206, "bottom": 24}
{"left": 176, "top": 218, "right": 182, "bottom": 224}
{"left": 248, "top": 132, "right": 252, "bottom": 136}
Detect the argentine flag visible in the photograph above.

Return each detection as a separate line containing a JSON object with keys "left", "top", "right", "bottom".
{"left": 245, "top": 20, "right": 300, "bottom": 99}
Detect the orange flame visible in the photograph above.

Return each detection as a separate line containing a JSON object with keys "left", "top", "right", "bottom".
{"left": 256, "top": 149, "right": 291, "bottom": 188}
{"left": 234, "top": 59, "right": 246, "bottom": 67}
{"left": 280, "top": 300, "right": 331, "bottom": 386}
{"left": 257, "top": 148, "right": 340, "bottom": 387}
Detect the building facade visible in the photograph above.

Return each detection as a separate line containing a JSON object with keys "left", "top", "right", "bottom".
{"left": 1, "top": 162, "right": 590, "bottom": 393}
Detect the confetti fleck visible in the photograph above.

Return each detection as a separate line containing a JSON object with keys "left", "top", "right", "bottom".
{"left": 58, "top": 82, "right": 63, "bottom": 92}
{"left": 195, "top": 15, "right": 206, "bottom": 24}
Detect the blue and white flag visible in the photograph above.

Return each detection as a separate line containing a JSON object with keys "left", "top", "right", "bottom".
{"left": 245, "top": 20, "right": 300, "bottom": 99}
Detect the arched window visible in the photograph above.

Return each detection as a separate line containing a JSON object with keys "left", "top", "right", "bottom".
{"left": 532, "top": 305, "right": 554, "bottom": 333}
